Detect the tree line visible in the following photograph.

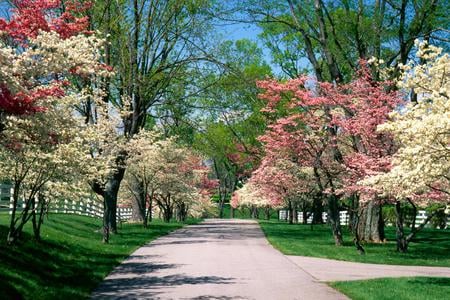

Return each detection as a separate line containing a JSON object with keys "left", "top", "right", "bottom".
{"left": 0, "top": 0, "right": 448, "bottom": 253}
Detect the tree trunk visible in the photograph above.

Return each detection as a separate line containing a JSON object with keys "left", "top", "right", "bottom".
{"left": 348, "top": 194, "right": 358, "bottom": 232}
{"left": 292, "top": 202, "right": 298, "bottom": 223}
{"left": 312, "top": 195, "right": 324, "bottom": 224}
{"left": 160, "top": 196, "right": 173, "bottom": 223}
{"left": 130, "top": 179, "right": 145, "bottom": 223}
{"left": 288, "top": 200, "right": 294, "bottom": 224}
{"left": 162, "top": 205, "right": 173, "bottom": 222}
{"left": 144, "top": 193, "right": 153, "bottom": 227}
{"left": 7, "top": 184, "right": 20, "bottom": 244}
{"left": 230, "top": 206, "right": 234, "bottom": 218}
{"left": 176, "top": 202, "right": 188, "bottom": 222}
{"left": 218, "top": 195, "right": 225, "bottom": 218}
{"left": 251, "top": 205, "right": 259, "bottom": 219}
{"left": 394, "top": 201, "right": 408, "bottom": 252}
{"left": 302, "top": 210, "right": 308, "bottom": 224}
{"left": 102, "top": 170, "right": 124, "bottom": 243}
{"left": 357, "top": 201, "right": 385, "bottom": 242}
{"left": 8, "top": 191, "right": 33, "bottom": 244}
{"left": 31, "top": 198, "right": 39, "bottom": 241}
{"left": 31, "top": 194, "right": 46, "bottom": 241}
{"left": 327, "top": 194, "right": 343, "bottom": 246}
{"left": 265, "top": 206, "right": 271, "bottom": 220}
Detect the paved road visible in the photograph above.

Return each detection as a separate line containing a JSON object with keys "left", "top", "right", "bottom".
{"left": 287, "top": 256, "right": 450, "bottom": 282}
{"left": 92, "top": 219, "right": 348, "bottom": 300}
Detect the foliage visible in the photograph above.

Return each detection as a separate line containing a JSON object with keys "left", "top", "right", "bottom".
{"left": 0, "top": 0, "right": 93, "bottom": 115}
{"left": 123, "top": 131, "right": 218, "bottom": 222}
{"left": 220, "top": 0, "right": 449, "bottom": 80}
{"left": 426, "top": 204, "right": 448, "bottom": 229}
{"left": 382, "top": 205, "right": 417, "bottom": 228}
{"left": 232, "top": 157, "right": 315, "bottom": 210}
{"left": 0, "top": 1, "right": 115, "bottom": 243}
{"left": 363, "top": 42, "right": 450, "bottom": 203}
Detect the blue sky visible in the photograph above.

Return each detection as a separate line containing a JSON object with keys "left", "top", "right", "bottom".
{"left": 219, "top": 22, "right": 282, "bottom": 75}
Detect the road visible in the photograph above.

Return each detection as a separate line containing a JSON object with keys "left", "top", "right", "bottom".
{"left": 287, "top": 255, "right": 450, "bottom": 282}
{"left": 92, "top": 219, "right": 347, "bottom": 300}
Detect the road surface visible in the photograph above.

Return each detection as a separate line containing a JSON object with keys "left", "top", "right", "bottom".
{"left": 92, "top": 219, "right": 347, "bottom": 300}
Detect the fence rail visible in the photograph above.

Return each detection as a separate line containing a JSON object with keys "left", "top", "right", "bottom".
{"left": 279, "top": 209, "right": 449, "bottom": 228}
{"left": 0, "top": 184, "right": 133, "bottom": 221}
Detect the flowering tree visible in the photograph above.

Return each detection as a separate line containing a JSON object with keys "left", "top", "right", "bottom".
{"left": 363, "top": 42, "right": 450, "bottom": 252}
{"left": 324, "top": 64, "right": 401, "bottom": 242}
{"left": 0, "top": 0, "right": 129, "bottom": 243}
{"left": 0, "top": 93, "right": 96, "bottom": 243}
{"left": 0, "top": 0, "right": 114, "bottom": 243}
{"left": 234, "top": 157, "right": 315, "bottom": 222}
{"left": 231, "top": 181, "right": 276, "bottom": 218}
{"left": 255, "top": 62, "right": 401, "bottom": 245}
{"left": 123, "top": 131, "right": 217, "bottom": 224}
{"left": 257, "top": 77, "right": 346, "bottom": 244}
{"left": 0, "top": 0, "right": 91, "bottom": 117}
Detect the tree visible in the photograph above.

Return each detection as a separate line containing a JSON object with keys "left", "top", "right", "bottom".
{"left": 319, "top": 62, "right": 402, "bottom": 243}
{"left": 215, "top": 0, "right": 448, "bottom": 240}
{"left": 255, "top": 61, "right": 401, "bottom": 245}
{"left": 0, "top": 1, "right": 112, "bottom": 243}
{"left": 257, "top": 77, "right": 345, "bottom": 244}
{"left": 0, "top": 90, "right": 97, "bottom": 243}
{"left": 0, "top": 32, "right": 109, "bottom": 243}
{"left": 235, "top": 157, "right": 316, "bottom": 223}
{"left": 217, "top": 0, "right": 449, "bottom": 81}
{"left": 193, "top": 39, "right": 271, "bottom": 218}
{"left": 83, "top": 0, "right": 220, "bottom": 232}
{"left": 0, "top": 0, "right": 92, "bottom": 118}
{"left": 363, "top": 42, "right": 450, "bottom": 252}
{"left": 123, "top": 131, "right": 217, "bottom": 223}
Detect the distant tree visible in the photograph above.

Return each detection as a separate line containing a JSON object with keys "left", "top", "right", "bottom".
{"left": 124, "top": 131, "right": 218, "bottom": 224}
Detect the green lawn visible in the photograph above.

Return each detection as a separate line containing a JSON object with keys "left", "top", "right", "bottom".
{"left": 259, "top": 220, "right": 450, "bottom": 267}
{"left": 0, "top": 214, "right": 196, "bottom": 300}
{"left": 330, "top": 277, "right": 450, "bottom": 300}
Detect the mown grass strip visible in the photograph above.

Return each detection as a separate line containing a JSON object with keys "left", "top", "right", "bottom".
{"left": 0, "top": 214, "right": 197, "bottom": 299}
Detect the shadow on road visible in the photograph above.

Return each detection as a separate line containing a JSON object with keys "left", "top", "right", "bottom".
{"left": 94, "top": 274, "right": 236, "bottom": 299}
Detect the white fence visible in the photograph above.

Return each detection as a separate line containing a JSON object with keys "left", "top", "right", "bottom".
{"left": 0, "top": 183, "right": 133, "bottom": 221}
{"left": 279, "top": 210, "right": 350, "bottom": 225}
{"left": 278, "top": 209, "right": 449, "bottom": 228}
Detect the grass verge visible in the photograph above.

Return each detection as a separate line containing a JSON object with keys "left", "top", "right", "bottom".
{"left": 330, "top": 277, "right": 450, "bottom": 300}
{"left": 0, "top": 214, "right": 197, "bottom": 299}
{"left": 259, "top": 220, "right": 450, "bottom": 267}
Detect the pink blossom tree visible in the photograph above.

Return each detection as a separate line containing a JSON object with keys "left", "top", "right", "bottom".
{"left": 255, "top": 62, "right": 401, "bottom": 245}
{"left": 0, "top": 0, "right": 91, "bottom": 117}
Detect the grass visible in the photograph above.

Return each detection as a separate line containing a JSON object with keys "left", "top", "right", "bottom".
{"left": 330, "top": 277, "right": 450, "bottom": 300}
{"left": 0, "top": 213, "right": 198, "bottom": 300}
{"left": 259, "top": 220, "right": 450, "bottom": 267}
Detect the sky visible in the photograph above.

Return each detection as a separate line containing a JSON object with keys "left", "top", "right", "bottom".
{"left": 219, "top": 22, "right": 283, "bottom": 76}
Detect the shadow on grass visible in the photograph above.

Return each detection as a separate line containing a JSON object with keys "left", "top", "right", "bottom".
{"left": 0, "top": 214, "right": 186, "bottom": 300}
{"left": 408, "top": 277, "right": 450, "bottom": 286}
